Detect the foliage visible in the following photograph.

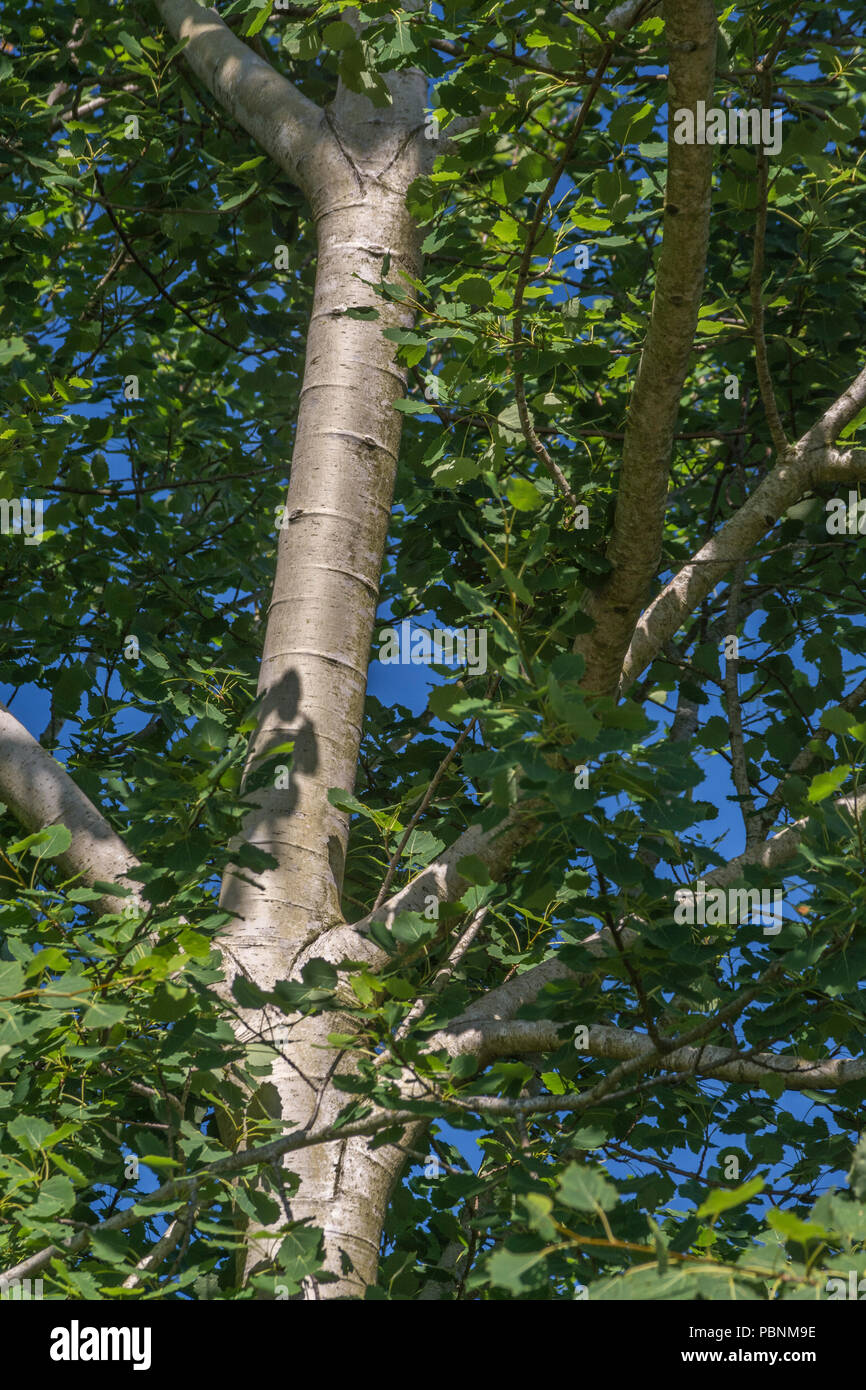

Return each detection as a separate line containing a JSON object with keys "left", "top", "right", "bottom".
{"left": 0, "top": 0, "right": 865, "bottom": 1299}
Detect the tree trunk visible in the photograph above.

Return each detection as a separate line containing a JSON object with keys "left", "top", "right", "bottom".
{"left": 218, "top": 77, "right": 429, "bottom": 1297}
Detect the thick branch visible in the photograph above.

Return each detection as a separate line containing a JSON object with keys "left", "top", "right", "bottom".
{"left": 575, "top": 0, "right": 717, "bottom": 697}
{"left": 435, "top": 787, "right": 866, "bottom": 1040}
{"left": 801, "top": 364, "right": 866, "bottom": 452}
{"left": 620, "top": 435, "right": 866, "bottom": 693}
{"left": 433, "top": 1017, "right": 865, "bottom": 1093}
{"left": 152, "top": 0, "right": 326, "bottom": 193}
{"left": 0, "top": 1109, "right": 420, "bottom": 1286}
{"left": 702, "top": 788, "right": 866, "bottom": 889}
{"left": 0, "top": 704, "right": 141, "bottom": 915}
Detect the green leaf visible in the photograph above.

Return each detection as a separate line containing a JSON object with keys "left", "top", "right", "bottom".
{"left": 7, "top": 824, "right": 71, "bottom": 858}
{"left": 140, "top": 646, "right": 170, "bottom": 671}
{"left": 558, "top": 1163, "right": 618, "bottom": 1212}
{"left": 278, "top": 1226, "right": 325, "bottom": 1282}
{"left": 819, "top": 707, "right": 856, "bottom": 734}
{"left": 118, "top": 30, "right": 144, "bottom": 59}
{"left": 0, "top": 336, "right": 34, "bottom": 366}
{"left": 456, "top": 854, "right": 492, "bottom": 886}
{"left": 89, "top": 1229, "right": 129, "bottom": 1264}
{"left": 218, "top": 188, "right": 257, "bottom": 213}
{"left": 450, "top": 1053, "right": 477, "bottom": 1079}
{"left": 232, "top": 975, "right": 270, "bottom": 1009}
{"left": 766, "top": 1209, "right": 832, "bottom": 1245}
{"left": 838, "top": 405, "right": 866, "bottom": 440}
{"left": 323, "top": 20, "right": 356, "bottom": 49}
{"left": 521, "top": 1192, "right": 557, "bottom": 1239}
{"left": 390, "top": 911, "right": 438, "bottom": 945}
{"left": 697, "top": 1176, "right": 764, "bottom": 1218}
{"left": 807, "top": 765, "right": 850, "bottom": 803}
{"left": 244, "top": 2, "right": 274, "bottom": 38}
{"left": 81, "top": 1000, "right": 129, "bottom": 1029}
{"left": 33, "top": 1174, "right": 75, "bottom": 1215}
{"left": 506, "top": 477, "right": 544, "bottom": 511}
{"left": 9, "top": 1114, "right": 54, "bottom": 1150}
{"left": 0, "top": 960, "right": 25, "bottom": 995}
{"left": 547, "top": 668, "right": 600, "bottom": 742}
{"left": 451, "top": 275, "right": 493, "bottom": 308}
{"left": 327, "top": 787, "right": 368, "bottom": 816}
{"left": 300, "top": 958, "right": 337, "bottom": 990}
{"left": 488, "top": 1242, "right": 549, "bottom": 1293}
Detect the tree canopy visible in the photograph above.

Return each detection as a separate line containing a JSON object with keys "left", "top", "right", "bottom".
{"left": 1, "top": 0, "right": 866, "bottom": 1304}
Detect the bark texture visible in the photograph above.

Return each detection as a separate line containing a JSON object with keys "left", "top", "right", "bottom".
{"left": 575, "top": 0, "right": 717, "bottom": 697}
{"left": 150, "top": 8, "right": 435, "bottom": 1294}
{"left": 0, "top": 704, "right": 141, "bottom": 915}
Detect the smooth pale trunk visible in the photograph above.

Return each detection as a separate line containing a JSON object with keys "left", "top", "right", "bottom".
{"left": 217, "top": 80, "right": 430, "bottom": 1297}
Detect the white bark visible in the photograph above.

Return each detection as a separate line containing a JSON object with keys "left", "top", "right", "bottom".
{"left": 620, "top": 363, "right": 866, "bottom": 692}
{"left": 152, "top": 0, "right": 326, "bottom": 191}
{"left": 0, "top": 703, "right": 141, "bottom": 915}
{"left": 151, "top": 1, "right": 440, "bottom": 1296}
{"left": 431, "top": 1018, "right": 866, "bottom": 1093}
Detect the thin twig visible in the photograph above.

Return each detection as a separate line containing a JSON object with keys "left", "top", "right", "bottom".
{"left": 749, "top": 69, "right": 789, "bottom": 457}
{"left": 724, "top": 563, "right": 761, "bottom": 845}
{"left": 92, "top": 169, "right": 240, "bottom": 353}
{"left": 511, "top": 46, "right": 616, "bottom": 506}
{"left": 387, "top": 905, "right": 490, "bottom": 1046}
{"left": 372, "top": 676, "right": 500, "bottom": 910}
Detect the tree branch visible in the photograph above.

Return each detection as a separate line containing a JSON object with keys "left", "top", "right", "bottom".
{"left": 574, "top": 0, "right": 717, "bottom": 697}
{"left": 749, "top": 70, "right": 789, "bottom": 457}
{"left": 432, "top": 1017, "right": 866, "bottom": 1094}
{"left": 701, "top": 787, "right": 866, "bottom": 889}
{"left": 0, "top": 704, "right": 141, "bottom": 915}
{"left": 0, "top": 1109, "right": 421, "bottom": 1286}
{"left": 431, "top": 786, "right": 866, "bottom": 1043}
{"left": 152, "top": 0, "right": 327, "bottom": 194}
{"left": 386, "top": 905, "right": 490, "bottom": 1045}
{"left": 620, "top": 425, "right": 866, "bottom": 694}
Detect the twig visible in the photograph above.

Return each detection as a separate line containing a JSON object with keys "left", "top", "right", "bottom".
{"left": 724, "top": 564, "right": 761, "bottom": 845}
{"left": 386, "top": 905, "right": 490, "bottom": 1047}
{"left": 511, "top": 47, "right": 616, "bottom": 506}
{"left": 749, "top": 69, "right": 789, "bottom": 458}
{"left": 120, "top": 1193, "right": 196, "bottom": 1289}
{"left": 372, "top": 676, "right": 500, "bottom": 911}
{"left": 92, "top": 169, "right": 241, "bottom": 353}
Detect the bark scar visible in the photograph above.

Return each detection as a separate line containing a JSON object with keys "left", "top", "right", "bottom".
{"left": 323, "top": 105, "right": 365, "bottom": 194}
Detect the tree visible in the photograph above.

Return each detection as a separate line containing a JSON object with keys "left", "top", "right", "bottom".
{"left": 1, "top": 0, "right": 866, "bottom": 1303}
